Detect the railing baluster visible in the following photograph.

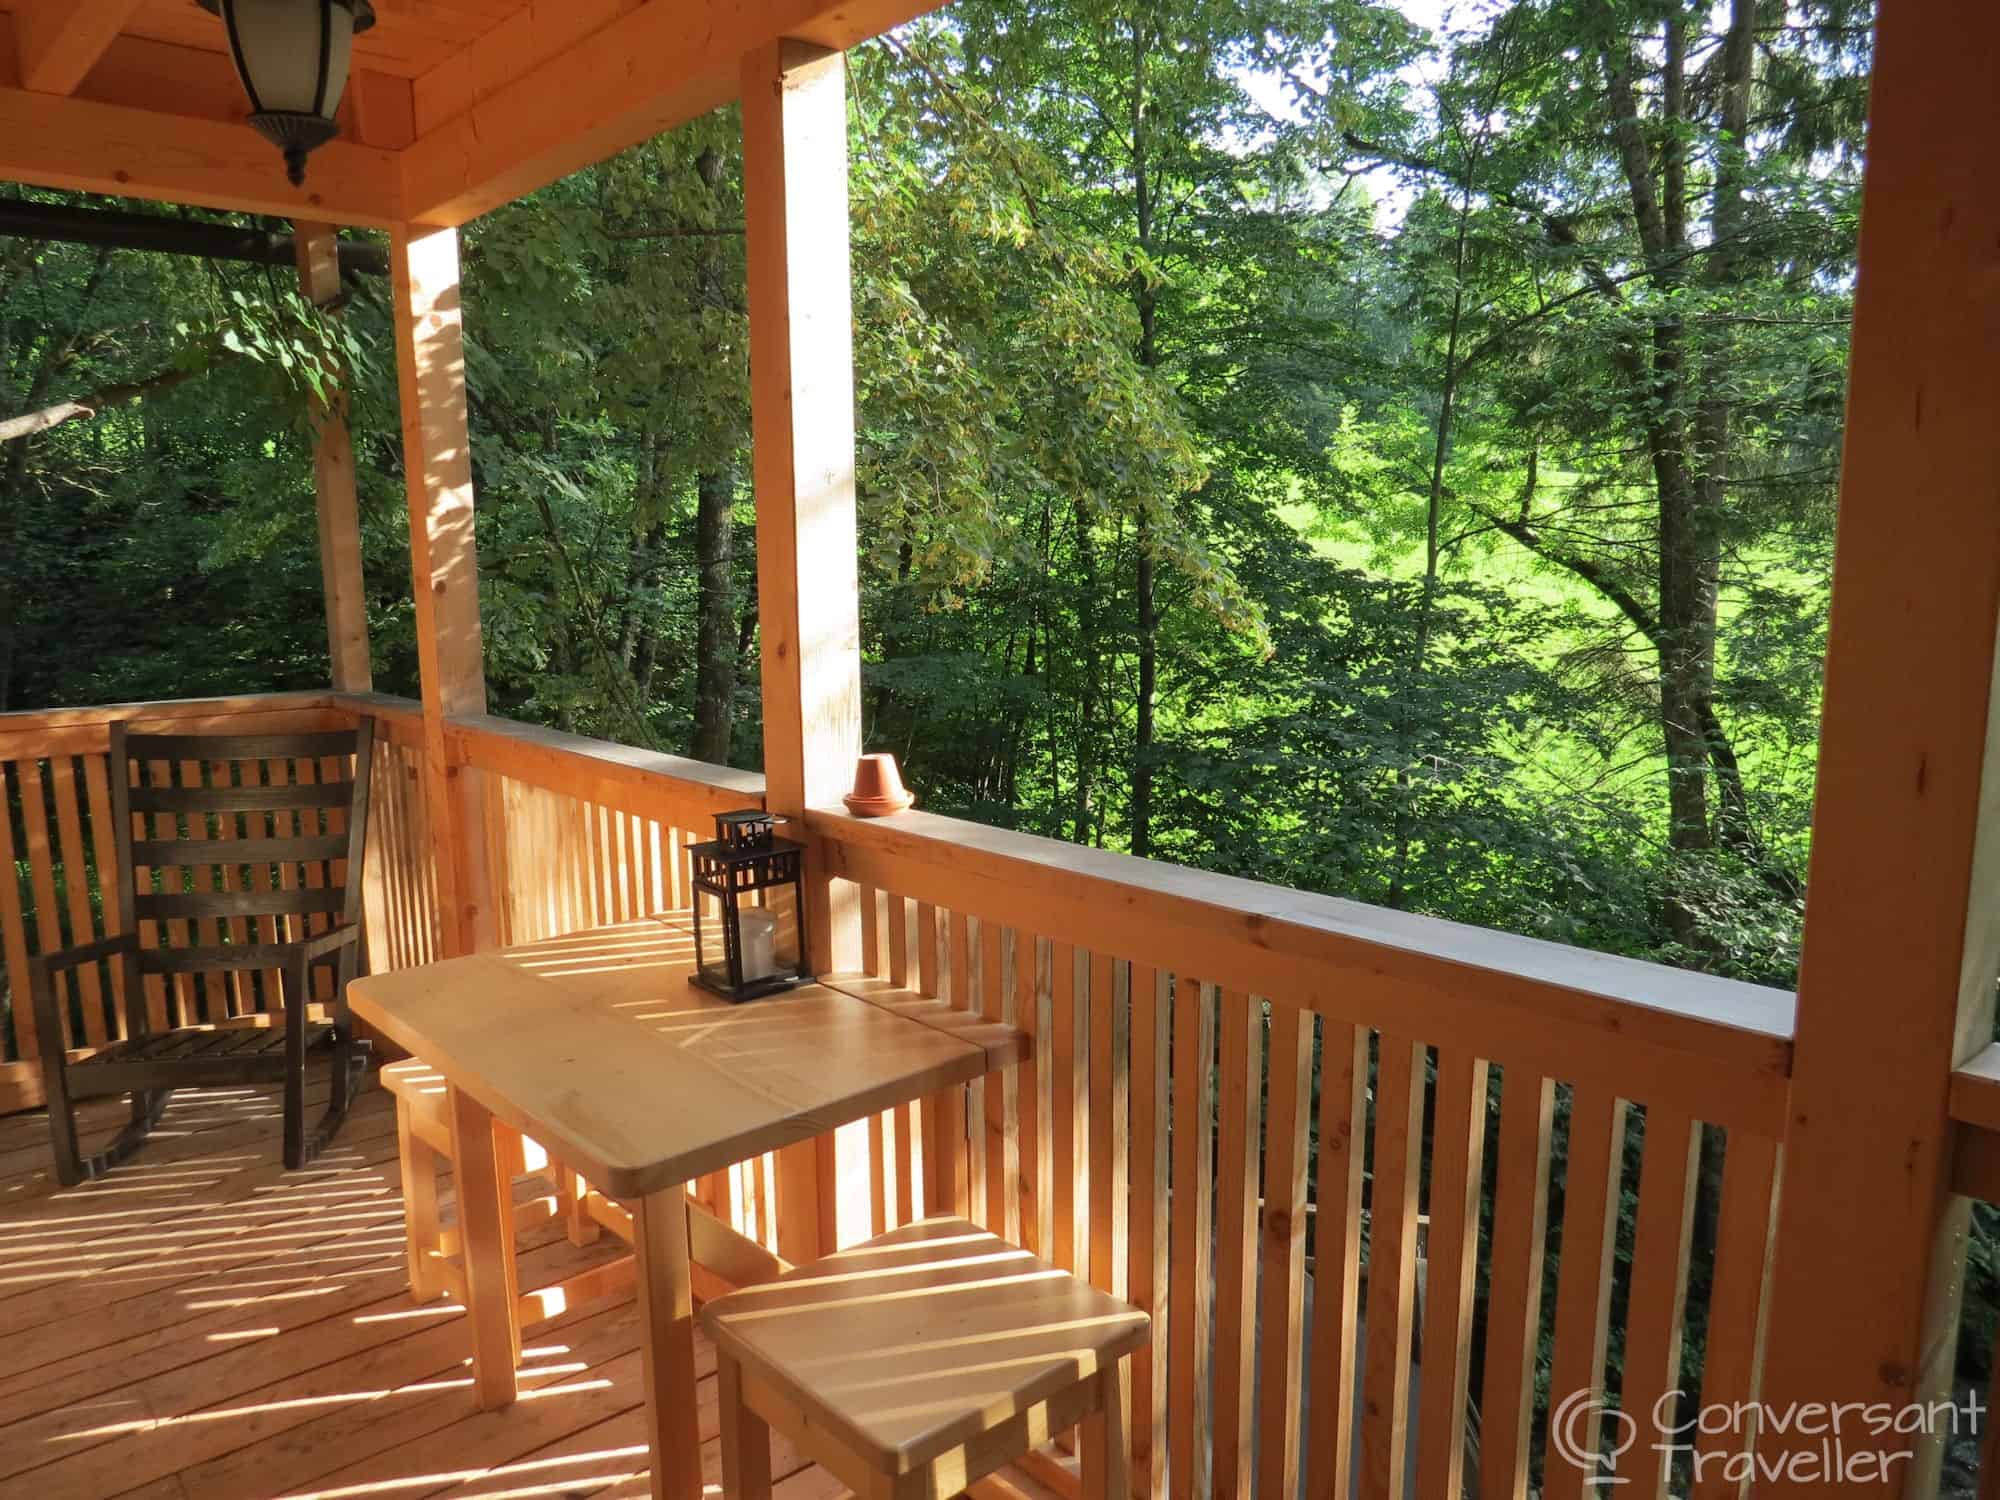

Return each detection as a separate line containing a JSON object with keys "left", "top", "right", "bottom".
{"left": 1361, "top": 1035, "right": 1425, "bottom": 1500}
{"left": 1018, "top": 929, "right": 1046, "bottom": 1256}
{"left": 1307, "top": 1019, "right": 1370, "bottom": 1500}
{"left": 1129, "top": 963, "right": 1169, "bottom": 1500}
{"left": 1169, "top": 977, "right": 1217, "bottom": 1500}
{"left": 1088, "top": 951, "right": 1125, "bottom": 1296}
{"left": 1546, "top": 1087, "right": 1631, "bottom": 1500}
{"left": 18, "top": 761, "right": 69, "bottom": 1042}
{"left": 1690, "top": 1130, "right": 1782, "bottom": 1500}
{"left": 0, "top": 762, "right": 38, "bottom": 1065}
{"left": 1416, "top": 1049, "right": 1491, "bottom": 1500}
{"left": 1257, "top": 1001, "right": 1314, "bottom": 1500}
{"left": 981, "top": 917, "right": 1017, "bottom": 1240}
{"left": 1051, "top": 940, "right": 1082, "bottom": 1276}
{"left": 858, "top": 883, "right": 880, "bottom": 977}
{"left": 1480, "top": 1070, "right": 1559, "bottom": 1500}
{"left": 81, "top": 754, "right": 125, "bottom": 1037}
{"left": 48, "top": 756, "right": 107, "bottom": 1044}
{"left": 1617, "top": 1106, "right": 1703, "bottom": 1499}
{"left": 1213, "top": 991, "right": 1262, "bottom": 1499}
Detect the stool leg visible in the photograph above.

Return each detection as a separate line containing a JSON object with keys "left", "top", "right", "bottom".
{"left": 1081, "top": 1358, "right": 1131, "bottom": 1500}
{"left": 718, "top": 1353, "right": 772, "bottom": 1500}
{"left": 395, "top": 1098, "right": 445, "bottom": 1301}
{"left": 565, "top": 1168, "right": 602, "bottom": 1246}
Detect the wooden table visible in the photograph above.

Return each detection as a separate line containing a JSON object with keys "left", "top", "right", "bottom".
{"left": 349, "top": 914, "right": 1025, "bottom": 1500}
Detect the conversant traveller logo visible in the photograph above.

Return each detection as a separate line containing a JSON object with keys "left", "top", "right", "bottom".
{"left": 1546, "top": 1388, "right": 1986, "bottom": 1488}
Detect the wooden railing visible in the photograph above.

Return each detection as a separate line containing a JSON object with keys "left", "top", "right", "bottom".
{"left": 808, "top": 805, "right": 1797, "bottom": 1500}
{"left": 2, "top": 689, "right": 1806, "bottom": 1497}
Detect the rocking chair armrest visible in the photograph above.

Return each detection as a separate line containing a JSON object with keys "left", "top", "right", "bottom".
{"left": 30, "top": 933, "right": 142, "bottom": 1058}
{"left": 29, "top": 931, "right": 141, "bottom": 979}
{"left": 298, "top": 924, "right": 361, "bottom": 965}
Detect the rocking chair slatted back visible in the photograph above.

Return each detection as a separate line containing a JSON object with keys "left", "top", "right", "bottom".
{"left": 112, "top": 720, "right": 376, "bottom": 1027}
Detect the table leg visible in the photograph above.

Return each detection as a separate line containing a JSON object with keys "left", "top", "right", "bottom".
{"left": 447, "top": 1085, "right": 519, "bottom": 1409}
{"left": 635, "top": 1184, "right": 703, "bottom": 1500}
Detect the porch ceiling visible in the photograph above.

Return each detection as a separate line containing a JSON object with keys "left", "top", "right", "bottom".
{"left": 0, "top": 0, "right": 935, "bottom": 228}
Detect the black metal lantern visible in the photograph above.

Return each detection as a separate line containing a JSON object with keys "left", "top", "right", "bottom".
{"left": 197, "top": 0, "right": 378, "bottom": 186}
{"left": 688, "top": 811, "right": 810, "bottom": 1002}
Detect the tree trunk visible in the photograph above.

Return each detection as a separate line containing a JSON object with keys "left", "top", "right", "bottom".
{"left": 1604, "top": 22, "right": 1715, "bottom": 943}
{"left": 692, "top": 464, "right": 736, "bottom": 763}
{"left": 1127, "top": 20, "right": 1160, "bottom": 860}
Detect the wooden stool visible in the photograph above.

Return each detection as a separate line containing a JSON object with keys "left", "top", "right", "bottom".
{"left": 700, "top": 1216, "right": 1150, "bottom": 1500}
{"left": 382, "top": 1059, "right": 597, "bottom": 1305}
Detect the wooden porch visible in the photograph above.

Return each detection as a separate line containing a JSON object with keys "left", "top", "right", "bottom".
{"left": 1, "top": 0, "right": 1999, "bottom": 1496}
{"left": 0, "top": 1071, "right": 862, "bottom": 1500}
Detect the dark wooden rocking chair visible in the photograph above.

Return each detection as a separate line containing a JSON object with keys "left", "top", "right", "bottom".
{"left": 33, "top": 718, "right": 377, "bottom": 1186}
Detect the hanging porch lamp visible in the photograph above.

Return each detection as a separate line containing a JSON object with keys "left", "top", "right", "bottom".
{"left": 196, "top": 0, "right": 377, "bottom": 187}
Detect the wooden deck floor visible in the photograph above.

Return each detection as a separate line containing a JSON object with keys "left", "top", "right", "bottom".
{"left": 0, "top": 1076, "right": 850, "bottom": 1500}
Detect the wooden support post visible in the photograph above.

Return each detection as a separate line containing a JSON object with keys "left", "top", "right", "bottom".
{"left": 389, "top": 222, "right": 494, "bottom": 958}
{"left": 743, "top": 39, "right": 863, "bottom": 1269}
{"left": 1756, "top": 5, "right": 2000, "bottom": 1492}
{"left": 741, "top": 38, "right": 863, "bottom": 979}
{"left": 295, "top": 220, "right": 372, "bottom": 694}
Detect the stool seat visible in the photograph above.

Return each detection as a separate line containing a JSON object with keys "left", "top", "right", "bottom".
{"left": 701, "top": 1215, "right": 1149, "bottom": 1489}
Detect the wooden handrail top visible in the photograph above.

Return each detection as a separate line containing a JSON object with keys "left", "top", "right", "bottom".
{"left": 0, "top": 691, "right": 349, "bottom": 757}
{"left": 0, "top": 689, "right": 340, "bottom": 735}
{"left": 1949, "top": 1042, "right": 2000, "bottom": 1132}
{"left": 441, "top": 712, "right": 765, "bottom": 816}
{"left": 810, "top": 804, "right": 1797, "bottom": 1133}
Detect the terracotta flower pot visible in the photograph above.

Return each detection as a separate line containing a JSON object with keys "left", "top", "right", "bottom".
{"left": 844, "top": 753, "right": 915, "bottom": 817}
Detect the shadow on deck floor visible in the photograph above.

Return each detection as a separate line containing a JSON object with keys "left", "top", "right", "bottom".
{"left": 0, "top": 1077, "right": 854, "bottom": 1500}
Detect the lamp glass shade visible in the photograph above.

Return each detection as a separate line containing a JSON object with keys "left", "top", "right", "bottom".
{"left": 224, "top": 0, "right": 355, "bottom": 116}
{"left": 201, "top": 0, "right": 372, "bottom": 183}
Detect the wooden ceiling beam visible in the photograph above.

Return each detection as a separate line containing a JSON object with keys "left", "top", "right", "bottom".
{"left": 0, "top": 83, "right": 405, "bottom": 228}
{"left": 398, "top": 0, "right": 940, "bottom": 227}
{"left": 15, "top": 0, "right": 147, "bottom": 96}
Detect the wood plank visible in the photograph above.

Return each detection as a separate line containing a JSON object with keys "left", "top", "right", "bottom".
{"left": 80, "top": 753, "right": 127, "bottom": 1034}
{"left": 15, "top": 0, "right": 148, "bottom": 96}
{"left": 1086, "top": 950, "right": 1125, "bottom": 1297}
{"left": 1544, "top": 1087, "right": 1631, "bottom": 1500}
{"left": 1128, "top": 964, "right": 1169, "bottom": 1500}
{"left": 1359, "top": 1034, "right": 1423, "bottom": 1500}
{"left": 448, "top": 1083, "right": 521, "bottom": 1407}
{"left": 17, "top": 758, "right": 66, "bottom": 1043}
{"left": 636, "top": 1186, "right": 703, "bottom": 1500}
{"left": 390, "top": 221, "right": 490, "bottom": 962}
{"left": 701, "top": 1216, "right": 1149, "bottom": 1477}
{"left": 0, "top": 82, "right": 402, "bottom": 227}
{"left": 1050, "top": 941, "right": 1080, "bottom": 1276}
{"left": 1211, "top": 991, "right": 1261, "bottom": 1500}
{"left": 403, "top": 0, "right": 942, "bottom": 225}
{"left": 1478, "top": 1071, "right": 1556, "bottom": 1500}
{"left": 47, "top": 755, "right": 108, "bottom": 1042}
{"left": 742, "top": 38, "right": 862, "bottom": 975}
{"left": 1167, "top": 977, "right": 1216, "bottom": 1500}
{"left": 814, "top": 809, "right": 1793, "bottom": 1134}
{"left": 982, "top": 918, "right": 1017, "bottom": 1240}
{"left": 445, "top": 713, "right": 763, "bottom": 822}
{"left": 888, "top": 890, "right": 909, "bottom": 989}
{"left": 1017, "top": 929, "right": 1043, "bottom": 1257}
{"left": 1756, "top": 5, "right": 2000, "bottom": 1489}
{"left": 350, "top": 946, "right": 992, "bottom": 1200}
{"left": 1415, "top": 1048, "right": 1489, "bottom": 1500}
{"left": 1615, "top": 1107, "right": 1702, "bottom": 1497}
{"left": 0, "top": 762, "right": 37, "bottom": 1062}
{"left": 1256, "top": 1002, "right": 1313, "bottom": 1500}
{"left": 1691, "top": 1133, "right": 1783, "bottom": 1500}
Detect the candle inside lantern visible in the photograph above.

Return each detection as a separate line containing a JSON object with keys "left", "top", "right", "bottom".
{"left": 739, "top": 907, "right": 778, "bottom": 982}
